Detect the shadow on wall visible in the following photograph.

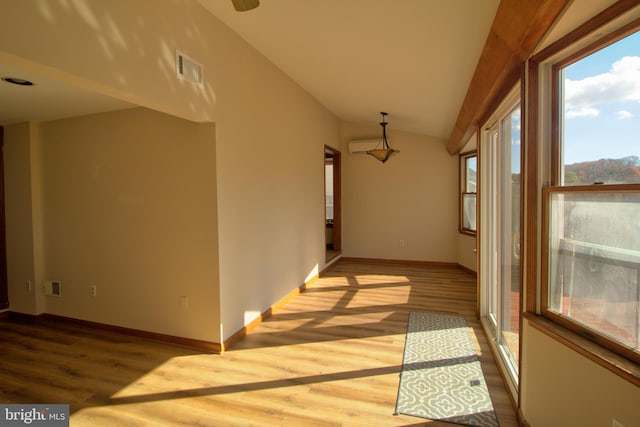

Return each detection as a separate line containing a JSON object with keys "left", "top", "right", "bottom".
{"left": 0, "top": 0, "right": 217, "bottom": 122}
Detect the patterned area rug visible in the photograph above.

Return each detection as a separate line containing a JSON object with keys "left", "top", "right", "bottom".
{"left": 395, "top": 311, "right": 499, "bottom": 427}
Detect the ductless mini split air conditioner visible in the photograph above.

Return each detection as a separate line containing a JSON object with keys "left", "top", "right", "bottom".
{"left": 348, "top": 139, "right": 380, "bottom": 154}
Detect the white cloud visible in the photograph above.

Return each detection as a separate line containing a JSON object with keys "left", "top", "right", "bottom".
{"left": 565, "top": 56, "right": 640, "bottom": 119}
{"left": 566, "top": 106, "right": 600, "bottom": 118}
{"left": 616, "top": 110, "right": 633, "bottom": 119}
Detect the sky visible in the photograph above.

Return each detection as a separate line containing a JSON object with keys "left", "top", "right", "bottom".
{"left": 563, "top": 30, "right": 640, "bottom": 165}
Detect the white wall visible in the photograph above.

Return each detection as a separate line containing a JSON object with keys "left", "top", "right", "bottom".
{"left": 4, "top": 122, "right": 45, "bottom": 315}
{"left": 340, "top": 121, "right": 457, "bottom": 263}
{"left": 0, "top": 0, "right": 339, "bottom": 343}
{"left": 214, "top": 54, "right": 339, "bottom": 340}
{"left": 32, "top": 108, "right": 219, "bottom": 342}
{"left": 521, "top": 322, "right": 640, "bottom": 426}
{"left": 0, "top": 0, "right": 216, "bottom": 123}
{"left": 457, "top": 234, "right": 477, "bottom": 272}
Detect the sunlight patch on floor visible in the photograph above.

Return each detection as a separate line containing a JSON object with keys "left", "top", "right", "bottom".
{"left": 312, "top": 310, "right": 398, "bottom": 327}
{"left": 353, "top": 274, "right": 410, "bottom": 285}
{"left": 345, "top": 285, "right": 411, "bottom": 308}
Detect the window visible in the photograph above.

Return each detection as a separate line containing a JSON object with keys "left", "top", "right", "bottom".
{"left": 459, "top": 151, "right": 477, "bottom": 235}
{"left": 555, "top": 30, "right": 640, "bottom": 186}
{"left": 542, "top": 26, "right": 640, "bottom": 364}
{"left": 543, "top": 186, "right": 640, "bottom": 362}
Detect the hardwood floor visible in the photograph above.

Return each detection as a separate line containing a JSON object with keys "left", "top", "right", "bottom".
{"left": 0, "top": 260, "right": 519, "bottom": 426}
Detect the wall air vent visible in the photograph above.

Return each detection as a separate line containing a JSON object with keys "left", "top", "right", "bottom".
{"left": 43, "top": 280, "right": 62, "bottom": 297}
{"left": 176, "top": 50, "right": 203, "bottom": 85}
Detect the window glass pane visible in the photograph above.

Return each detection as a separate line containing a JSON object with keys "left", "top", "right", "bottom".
{"left": 466, "top": 157, "right": 477, "bottom": 193}
{"left": 561, "top": 30, "right": 640, "bottom": 185}
{"left": 462, "top": 194, "right": 476, "bottom": 231}
{"left": 499, "top": 106, "right": 521, "bottom": 372}
{"left": 488, "top": 129, "right": 498, "bottom": 326}
{"left": 548, "top": 191, "right": 640, "bottom": 351}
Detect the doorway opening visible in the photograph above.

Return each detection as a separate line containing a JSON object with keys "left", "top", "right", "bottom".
{"left": 325, "top": 146, "right": 341, "bottom": 262}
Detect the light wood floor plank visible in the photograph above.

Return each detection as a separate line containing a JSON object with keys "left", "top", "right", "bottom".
{"left": 0, "top": 260, "right": 519, "bottom": 426}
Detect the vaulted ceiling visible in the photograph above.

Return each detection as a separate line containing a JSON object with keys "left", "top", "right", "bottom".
{"left": 0, "top": 0, "right": 617, "bottom": 148}
{"left": 199, "top": 0, "right": 499, "bottom": 140}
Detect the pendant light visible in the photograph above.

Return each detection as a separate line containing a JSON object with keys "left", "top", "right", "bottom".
{"left": 366, "top": 112, "right": 399, "bottom": 163}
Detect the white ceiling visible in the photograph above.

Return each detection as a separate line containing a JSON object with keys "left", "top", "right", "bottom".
{"left": 0, "top": 1, "right": 616, "bottom": 138}
{"left": 0, "top": 0, "right": 498, "bottom": 138}
{"left": 199, "top": 0, "right": 499, "bottom": 139}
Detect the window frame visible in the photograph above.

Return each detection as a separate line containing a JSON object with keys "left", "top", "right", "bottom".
{"left": 532, "top": 11, "right": 640, "bottom": 374}
{"left": 459, "top": 150, "right": 478, "bottom": 236}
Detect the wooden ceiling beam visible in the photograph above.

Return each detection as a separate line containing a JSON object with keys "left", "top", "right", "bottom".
{"left": 446, "top": 0, "right": 571, "bottom": 155}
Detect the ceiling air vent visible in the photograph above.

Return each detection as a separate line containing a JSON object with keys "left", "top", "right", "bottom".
{"left": 176, "top": 50, "right": 203, "bottom": 85}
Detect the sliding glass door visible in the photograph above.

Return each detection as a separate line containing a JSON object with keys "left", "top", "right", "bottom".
{"left": 480, "top": 94, "right": 522, "bottom": 387}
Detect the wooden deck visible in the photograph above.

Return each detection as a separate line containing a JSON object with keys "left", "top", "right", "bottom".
{"left": 0, "top": 260, "right": 519, "bottom": 426}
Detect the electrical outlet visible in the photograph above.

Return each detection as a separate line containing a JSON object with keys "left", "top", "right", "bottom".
{"left": 400, "top": 239, "right": 405, "bottom": 247}
{"left": 90, "top": 285, "right": 97, "bottom": 297}
{"left": 180, "top": 296, "right": 189, "bottom": 310}
{"left": 26, "top": 280, "right": 32, "bottom": 292}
